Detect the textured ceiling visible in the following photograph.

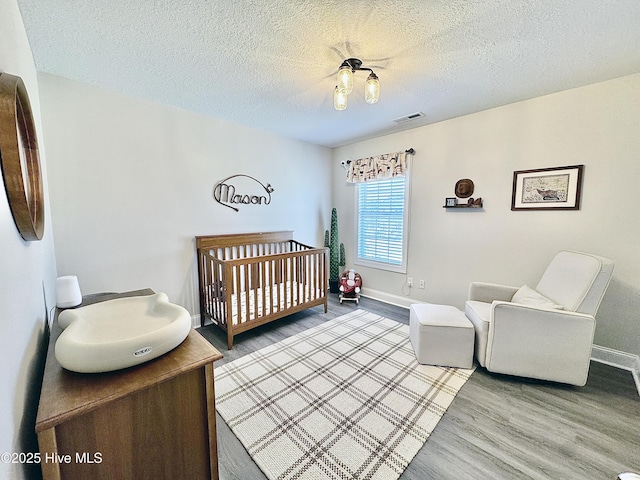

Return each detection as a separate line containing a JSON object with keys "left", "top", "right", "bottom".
{"left": 16, "top": 0, "right": 640, "bottom": 148}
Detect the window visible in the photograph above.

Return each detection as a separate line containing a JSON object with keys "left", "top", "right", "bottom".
{"left": 356, "top": 176, "right": 409, "bottom": 273}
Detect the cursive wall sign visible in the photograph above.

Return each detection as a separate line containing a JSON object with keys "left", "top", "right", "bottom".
{"left": 213, "top": 174, "right": 274, "bottom": 212}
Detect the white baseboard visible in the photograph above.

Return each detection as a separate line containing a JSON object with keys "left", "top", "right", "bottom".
{"left": 362, "top": 288, "right": 640, "bottom": 396}
{"left": 591, "top": 345, "right": 640, "bottom": 396}
{"left": 360, "top": 287, "right": 421, "bottom": 309}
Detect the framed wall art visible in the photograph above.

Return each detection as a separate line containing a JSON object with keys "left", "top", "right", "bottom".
{"left": 511, "top": 165, "right": 584, "bottom": 211}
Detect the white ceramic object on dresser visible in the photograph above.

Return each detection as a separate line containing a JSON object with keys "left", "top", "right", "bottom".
{"left": 55, "top": 293, "right": 191, "bottom": 373}
{"left": 55, "top": 275, "right": 82, "bottom": 308}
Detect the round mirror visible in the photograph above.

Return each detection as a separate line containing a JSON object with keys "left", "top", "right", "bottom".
{"left": 0, "top": 72, "right": 44, "bottom": 241}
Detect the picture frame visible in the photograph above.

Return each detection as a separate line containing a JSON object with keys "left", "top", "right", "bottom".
{"left": 511, "top": 165, "right": 584, "bottom": 211}
{"left": 445, "top": 197, "right": 457, "bottom": 207}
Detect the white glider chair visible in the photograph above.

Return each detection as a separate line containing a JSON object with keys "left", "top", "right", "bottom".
{"left": 465, "top": 251, "right": 614, "bottom": 386}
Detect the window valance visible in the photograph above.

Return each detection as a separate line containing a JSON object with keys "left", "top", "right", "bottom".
{"left": 346, "top": 150, "right": 409, "bottom": 183}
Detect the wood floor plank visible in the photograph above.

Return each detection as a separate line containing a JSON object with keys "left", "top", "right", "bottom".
{"left": 197, "top": 295, "right": 640, "bottom": 480}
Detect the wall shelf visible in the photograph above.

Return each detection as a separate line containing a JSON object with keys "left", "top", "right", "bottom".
{"left": 443, "top": 203, "right": 483, "bottom": 209}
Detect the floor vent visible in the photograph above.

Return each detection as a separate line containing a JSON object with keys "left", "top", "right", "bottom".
{"left": 393, "top": 111, "right": 425, "bottom": 124}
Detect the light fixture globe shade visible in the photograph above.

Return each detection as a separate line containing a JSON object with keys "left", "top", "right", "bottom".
{"left": 334, "top": 86, "right": 347, "bottom": 110}
{"left": 365, "top": 73, "right": 380, "bottom": 104}
{"left": 337, "top": 66, "right": 353, "bottom": 95}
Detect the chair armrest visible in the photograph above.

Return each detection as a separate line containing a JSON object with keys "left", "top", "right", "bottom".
{"left": 491, "top": 301, "right": 596, "bottom": 333}
{"left": 486, "top": 302, "right": 596, "bottom": 386}
{"left": 468, "top": 282, "right": 519, "bottom": 303}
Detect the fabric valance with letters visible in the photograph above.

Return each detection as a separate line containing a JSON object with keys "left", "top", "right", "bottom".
{"left": 346, "top": 151, "right": 408, "bottom": 183}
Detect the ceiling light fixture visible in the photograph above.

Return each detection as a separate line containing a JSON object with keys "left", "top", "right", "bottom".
{"left": 333, "top": 58, "right": 380, "bottom": 110}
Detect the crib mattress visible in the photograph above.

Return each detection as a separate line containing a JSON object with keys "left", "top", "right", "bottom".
{"left": 230, "top": 282, "right": 321, "bottom": 325}
{"left": 208, "top": 282, "right": 324, "bottom": 325}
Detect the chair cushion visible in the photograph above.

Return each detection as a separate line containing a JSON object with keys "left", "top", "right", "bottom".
{"left": 464, "top": 300, "right": 492, "bottom": 367}
{"left": 535, "top": 251, "right": 614, "bottom": 314}
{"left": 511, "top": 285, "right": 564, "bottom": 310}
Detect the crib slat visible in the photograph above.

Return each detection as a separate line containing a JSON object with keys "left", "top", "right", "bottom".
{"left": 196, "top": 249, "right": 206, "bottom": 327}
{"left": 251, "top": 263, "right": 259, "bottom": 321}
{"left": 307, "top": 253, "right": 313, "bottom": 302}
{"left": 243, "top": 262, "right": 250, "bottom": 323}
{"left": 288, "top": 256, "right": 293, "bottom": 308}
{"left": 303, "top": 254, "right": 308, "bottom": 302}
{"left": 272, "top": 258, "right": 278, "bottom": 313}
{"left": 234, "top": 264, "right": 242, "bottom": 326}
{"left": 210, "top": 254, "right": 218, "bottom": 323}
{"left": 316, "top": 252, "right": 321, "bottom": 300}
{"left": 260, "top": 259, "right": 267, "bottom": 317}
{"left": 297, "top": 256, "right": 302, "bottom": 305}
{"left": 293, "top": 256, "right": 298, "bottom": 306}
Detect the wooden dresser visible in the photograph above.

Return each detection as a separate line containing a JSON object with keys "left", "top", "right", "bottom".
{"left": 36, "top": 289, "right": 223, "bottom": 480}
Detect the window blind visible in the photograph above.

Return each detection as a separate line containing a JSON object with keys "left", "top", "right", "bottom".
{"left": 357, "top": 177, "right": 406, "bottom": 266}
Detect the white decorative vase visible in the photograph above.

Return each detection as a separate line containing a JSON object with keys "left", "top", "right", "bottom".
{"left": 56, "top": 275, "right": 82, "bottom": 308}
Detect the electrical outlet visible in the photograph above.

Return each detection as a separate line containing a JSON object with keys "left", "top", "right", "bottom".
{"left": 419, "top": 280, "right": 425, "bottom": 289}
{"left": 407, "top": 277, "right": 413, "bottom": 287}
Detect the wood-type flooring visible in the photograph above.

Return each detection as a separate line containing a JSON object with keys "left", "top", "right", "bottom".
{"left": 198, "top": 295, "right": 640, "bottom": 480}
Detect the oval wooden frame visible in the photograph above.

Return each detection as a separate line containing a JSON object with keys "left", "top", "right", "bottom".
{"left": 0, "top": 72, "right": 44, "bottom": 241}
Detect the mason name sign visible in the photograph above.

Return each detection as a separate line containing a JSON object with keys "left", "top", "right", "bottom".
{"left": 213, "top": 174, "right": 274, "bottom": 212}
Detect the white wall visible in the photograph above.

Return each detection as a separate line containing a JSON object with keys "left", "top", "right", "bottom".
{"left": 39, "top": 74, "right": 332, "bottom": 316}
{"left": 333, "top": 73, "right": 640, "bottom": 358}
{"left": 0, "top": 1, "right": 58, "bottom": 478}
{"left": 4, "top": 3, "right": 635, "bottom": 474}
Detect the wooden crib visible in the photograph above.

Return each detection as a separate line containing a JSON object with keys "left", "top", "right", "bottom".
{"left": 196, "top": 231, "right": 328, "bottom": 349}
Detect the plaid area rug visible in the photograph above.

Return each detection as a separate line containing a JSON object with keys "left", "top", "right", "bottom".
{"left": 215, "top": 309, "right": 475, "bottom": 480}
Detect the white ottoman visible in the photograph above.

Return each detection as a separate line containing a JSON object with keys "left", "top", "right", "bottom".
{"left": 409, "top": 303, "right": 475, "bottom": 369}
